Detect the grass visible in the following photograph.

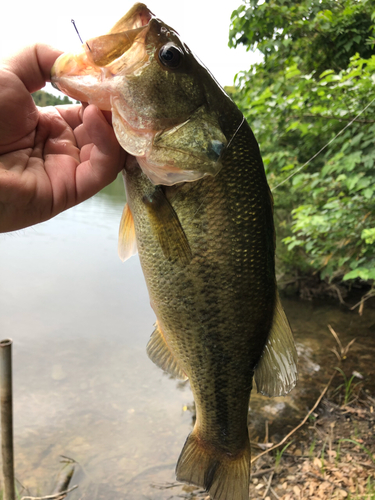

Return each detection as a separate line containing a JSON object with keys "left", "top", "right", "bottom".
{"left": 334, "top": 366, "right": 361, "bottom": 405}
{"left": 274, "top": 440, "right": 294, "bottom": 470}
{"left": 309, "top": 437, "right": 317, "bottom": 461}
{"left": 339, "top": 438, "right": 375, "bottom": 465}
{"left": 320, "top": 438, "right": 327, "bottom": 475}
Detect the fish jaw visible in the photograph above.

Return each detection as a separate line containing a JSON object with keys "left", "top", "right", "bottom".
{"left": 51, "top": 52, "right": 112, "bottom": 110}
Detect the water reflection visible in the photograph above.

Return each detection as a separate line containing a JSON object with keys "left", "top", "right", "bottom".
{"left": 0, "top": 174, "right": 191, "bottom": 498}
{"left": 0, "top": 174, "right": 374, "bottom": 499}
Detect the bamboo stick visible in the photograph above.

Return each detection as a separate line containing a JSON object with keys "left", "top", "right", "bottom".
{"left": 0, "top": 339, "right": 15, "bottom": 500}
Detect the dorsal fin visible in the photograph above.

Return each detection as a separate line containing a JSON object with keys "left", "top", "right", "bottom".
{"left": 254, "top": 293, "right": 298, "bottom": 397}
{"left": 146, "top": 321, "right": 188, "bottom": 380}
{"left": 118, "top": 203, "right": 138, "bottom": 262}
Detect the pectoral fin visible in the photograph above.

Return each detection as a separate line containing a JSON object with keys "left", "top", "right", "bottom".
{"left": 143, "top": 187, "right": 192, "bottom": 266}
{"left": 254, "top": 293, "right": 298, "bottom": 397}
{"left": 118, "top": 203, "right": 138, "bottom": 262}
{"left": 147, "top": 321, "right": 188, "bottom": 380}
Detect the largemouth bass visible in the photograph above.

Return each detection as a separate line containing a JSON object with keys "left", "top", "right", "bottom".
{"left": 51, "top": 4, "right": 298, "bottom": 499}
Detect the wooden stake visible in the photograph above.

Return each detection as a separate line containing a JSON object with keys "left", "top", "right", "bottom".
{"left": 0, "top": 339, "right": 15, "bottom": 500}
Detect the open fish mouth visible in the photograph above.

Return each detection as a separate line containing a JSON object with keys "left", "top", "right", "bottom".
{"left": 51, "top": 4, "right": 155, "bottom": 106}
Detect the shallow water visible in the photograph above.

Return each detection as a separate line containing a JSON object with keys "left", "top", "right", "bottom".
{"left": 0, "top": 175, "right": 374, "bottom": 499}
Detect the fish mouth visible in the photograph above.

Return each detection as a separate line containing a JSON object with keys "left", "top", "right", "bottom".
{"left": 50, "top": 3, "right": 154, "bottom": 106}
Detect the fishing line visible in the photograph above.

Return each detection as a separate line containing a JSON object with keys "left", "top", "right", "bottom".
{"left": 192, "top": 116, "right": 246, "bottom": 219}
{"left": 71, "top": 19, "right": 91, "bottom": 51}
{"left": 271, "top": 95, "right": 375, "bottom": 191}
{"left": 226, "top": 115, "right": 245, "bottom": 151}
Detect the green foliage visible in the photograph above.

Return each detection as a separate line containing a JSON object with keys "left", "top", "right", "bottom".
{"left": 229, "top": 0, "right": 375, "bottom": 287}
{"left": 229, "top": 0, "right": 375, "bottom": 76}
{"left": 32, "top": 90, "right": 73, "bottom": 106}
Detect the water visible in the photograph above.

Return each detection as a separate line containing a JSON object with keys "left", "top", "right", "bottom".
{"left": 0, "top": 175, "right": 374, "bottom": 499}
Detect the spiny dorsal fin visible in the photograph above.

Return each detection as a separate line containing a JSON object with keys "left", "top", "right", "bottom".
{"left": 118, "top": 203, "right": 138, "bottom": 262}
{"left": 143, "top": 186, "right": 192, "bottom": 266}
{"left": 146, "top": 321, "right": 188, "bottom": 380}
{"left": 254, "top": 293, "right": 298, "bottom": 397}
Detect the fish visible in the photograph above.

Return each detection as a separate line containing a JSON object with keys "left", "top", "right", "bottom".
{"left": 51, "top": 4, "right": 298, "bottom": 499}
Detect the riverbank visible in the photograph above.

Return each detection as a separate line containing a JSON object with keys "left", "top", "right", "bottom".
{"left": 164, "top": 385, "right": 374, "bottom": 500}
{"left": 247, "top": 390, "right": 375, "bottom": 500}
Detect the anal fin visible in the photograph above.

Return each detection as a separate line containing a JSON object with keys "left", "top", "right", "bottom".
{"left": 118, "top": 203, "right": 138, "bottom": 262}
{"left": 254, "top": 292, "right": 298, "bottom": 397}
{"left": 146, "top": 321, "right": 188, "bottom": 381}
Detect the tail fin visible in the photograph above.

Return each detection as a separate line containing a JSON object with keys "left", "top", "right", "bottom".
{"left": 176, "top": 429, "right": 250, "bottom": 500}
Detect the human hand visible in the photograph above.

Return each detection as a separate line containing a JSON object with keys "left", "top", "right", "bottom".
{"left": 0, "top": 44, "right": 126, "bottom": 233}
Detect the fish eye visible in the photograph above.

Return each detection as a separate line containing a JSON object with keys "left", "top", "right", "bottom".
{"left": 158, "top": 44, "right": 183, "bottom": 69}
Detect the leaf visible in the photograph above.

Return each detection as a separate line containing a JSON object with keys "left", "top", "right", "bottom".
{"left": 319, "top": 69, "right": 335, "bottom": 78}
{"left": 363, "top": 188, "right": 374, "bottom": 199}
{"left": 361, "top": 228, "right": 375, "bottom": 244}
{"left": 321, "top": 9, "right": 333, "bottom": 22}
{"left": 285, "top": 67, "right": 301, "bottom": 80}
{"left": 343, "top": 268, "right": 369, "bottom": 281}
{"left": 287, "top": 239, "right": 304, "bottom": 250}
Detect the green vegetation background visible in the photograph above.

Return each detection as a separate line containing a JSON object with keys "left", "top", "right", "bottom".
{"left": 32, "top": 90, "right": 73, "bottom": 106}
{"left": 229, "top": 0, "right": 375, "bottom": 295}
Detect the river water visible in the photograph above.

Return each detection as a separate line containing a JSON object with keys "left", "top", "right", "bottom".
{"left": 0, "top": 175, "right": 374, "bottom": 499}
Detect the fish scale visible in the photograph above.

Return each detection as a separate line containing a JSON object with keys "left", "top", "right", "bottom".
{"left": 125, "top": 115, "right": 275, "bottom": 455}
